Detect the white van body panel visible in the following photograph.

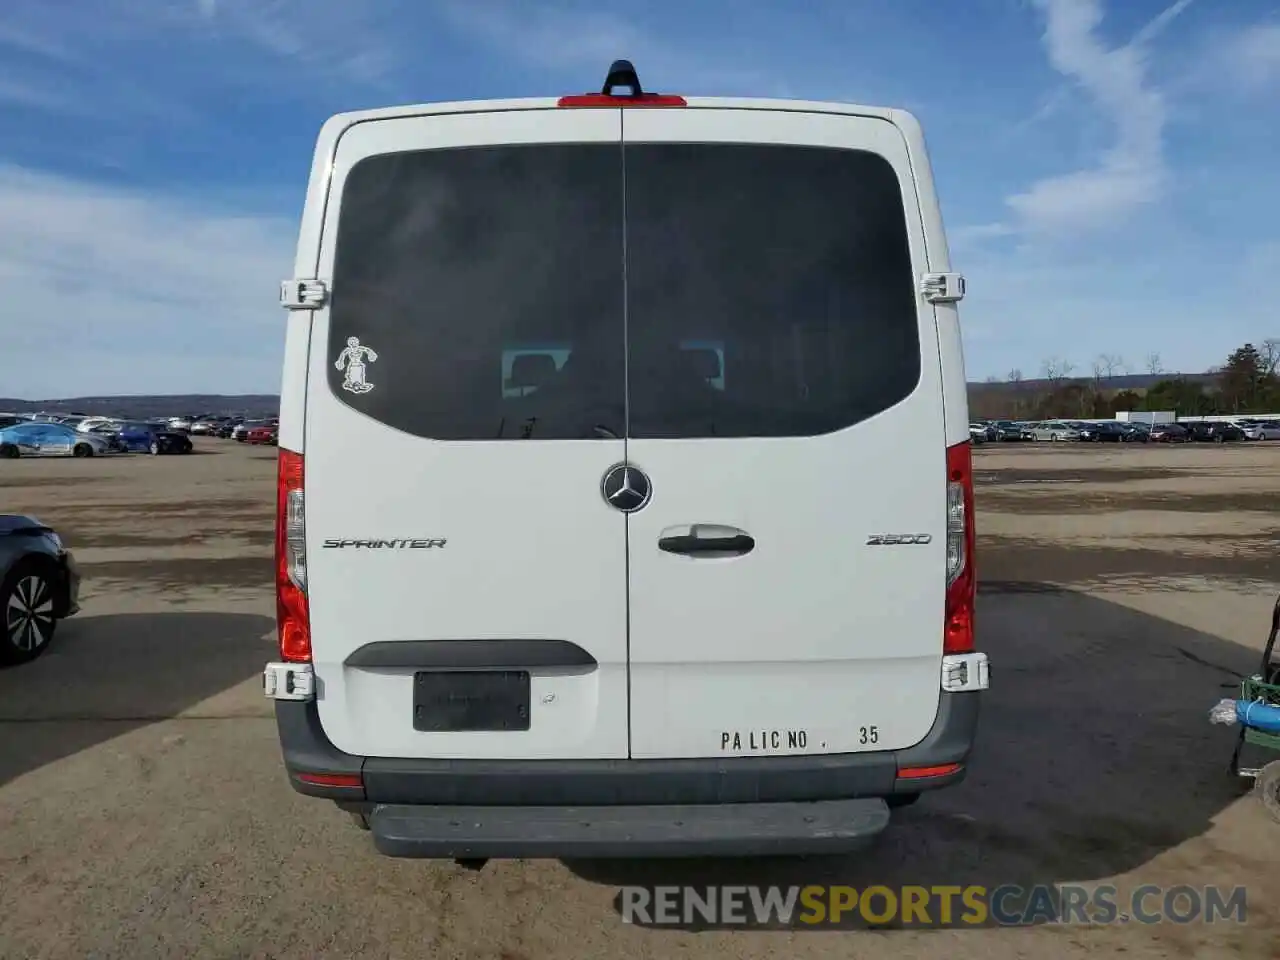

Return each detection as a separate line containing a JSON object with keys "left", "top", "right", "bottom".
{"left": 281, "top": 95, "right": 968, "bottom": 764}
{"left": 301, "top": 108, "right": 631, "bottom": 760}
{"left": 620, "top": 107, "right": 945, "bottom": 758}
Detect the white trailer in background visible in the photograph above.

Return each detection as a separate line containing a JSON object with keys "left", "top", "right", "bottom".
{"left": 1114, "top": 410, "right": 1175, "bottom": 425}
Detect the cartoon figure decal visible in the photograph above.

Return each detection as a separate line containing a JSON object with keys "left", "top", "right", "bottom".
{"left": 335, "top": 336, "right": 378, "bottom": 394}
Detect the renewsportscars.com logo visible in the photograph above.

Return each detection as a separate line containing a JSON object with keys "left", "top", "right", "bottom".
{"left": 618, "top": 884, "right": 1249, "bottom": 929}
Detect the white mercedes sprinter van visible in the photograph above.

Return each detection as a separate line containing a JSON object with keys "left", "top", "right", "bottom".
{"left": 265, "top": 61, "right": 987, "bottom": 862}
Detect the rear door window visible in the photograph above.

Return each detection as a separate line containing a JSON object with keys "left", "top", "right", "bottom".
{"left": 623, "top": 143, "right": 921, "bottom": 439}
{"left": 328, "top": 144, "right": 625, "bottom": 441}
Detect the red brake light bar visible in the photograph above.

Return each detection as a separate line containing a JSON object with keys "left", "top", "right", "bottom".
{"left": 558, "top": 59, "right": 686, "bottom": 108}
{"left": 558, "top": 93, "right": 687, "bottom": 108}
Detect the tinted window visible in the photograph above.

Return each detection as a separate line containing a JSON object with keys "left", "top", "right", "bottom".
{"left": 624, "top": 143, "right": 921, "bottom": 439}
{"left": 328, "top": 144, "right": 625, "bottom": 441}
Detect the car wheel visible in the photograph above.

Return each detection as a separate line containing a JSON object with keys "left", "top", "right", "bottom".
{"left": 0, "top": 443, "right": 18, "bottom": 459}
{"left": 72, "top": 443, "right": 93, "bottom": 458}
{"left": 149, "top": 441, "right": 161, "bottom": 456}
{"left": 0, "top": 560, "right": 59, "bottom": 665}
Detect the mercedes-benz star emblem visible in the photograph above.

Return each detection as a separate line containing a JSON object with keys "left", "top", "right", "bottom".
{"left": 601, "top": 463, "right": 652, "bottom": 513}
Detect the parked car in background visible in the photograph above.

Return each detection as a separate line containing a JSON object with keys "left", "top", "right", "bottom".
{"left": 211, "top": 418, "right": 242, "bottom": 438}
{"left": 189, "top": 419, "right": 219, "bottom": 435}
{"left": 0, "top": 423, "right": 115, "bottom": 458}
{"left": 1119, "top": 423, "right": 1150, "bottom": 442}
{"left": 1077, "top": 422, "right": 1126, "bottom": 442}
{"left": 1186, "top": 421, "right": 1245, "bottom": 443}
{"left": 75, "top": 416, "right": 119, "bottom": 434}
{"left": 245, "top": 424, "right": 278, "bottom": 445}
{"left": 1240, "top": 420, "right": 1280, "bottom": 441}
{"left": 0, "top": 514, "right": 79, "bottom": 665}
{"left": 1148, "top": 423, "right": 1189, "bottom": 443}
{"left": 113, "top": 421, "right": 194, "bottom": 455}
{"left": 968, "top": 422, "right": 988, "bottom": 444}
{"left": 234, "top": 419, "right": 272, "bottom": 442}
{"left": 167, "top": 417, "right": 193, "bottom": 434}
{"left": 989, "top": 420, "right": 1030, "bottom": 441}
{"left": 1032, "top": 420, "right": 1082, "bottom": 441}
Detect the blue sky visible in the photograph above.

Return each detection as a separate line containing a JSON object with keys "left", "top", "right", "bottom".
{"left": 1, "top": 0, "right": 1277, "bottom": 398}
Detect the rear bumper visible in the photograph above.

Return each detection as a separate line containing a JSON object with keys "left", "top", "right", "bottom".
{"left": 370, "top": 798, "right": 890, "bottom": 859}
{"left": 274, "top": 688, "right": 980, "bottom": 858}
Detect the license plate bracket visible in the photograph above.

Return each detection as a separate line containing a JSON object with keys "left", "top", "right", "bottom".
{"left": 412, "top": 670, "right": 531, "bottom": 732}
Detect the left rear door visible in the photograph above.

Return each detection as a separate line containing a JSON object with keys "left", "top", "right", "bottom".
{"left": 302, "top": 107, "right": 633, "bottom": 761}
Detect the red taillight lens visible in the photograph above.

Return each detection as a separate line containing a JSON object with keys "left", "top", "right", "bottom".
{"left": 898, "top": 762, "right": 963, "bottom": 781}
{"left": 557, "top": 94, "right": 687, "bottom": 107}
{"left": 296, "top": 772, "right": 363, "bottom": 789}
{"left": 944, "top": 440, "right": 975, "bottom": 654}
{"left": 276, "top": 448, "right": 311, "bottom": 662}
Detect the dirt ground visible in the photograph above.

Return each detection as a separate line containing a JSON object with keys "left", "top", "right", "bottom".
{"left": 1, "top": 439, "right": 1278, "bottom": 958}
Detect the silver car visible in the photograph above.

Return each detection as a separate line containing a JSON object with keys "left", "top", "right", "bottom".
{"left": 1032, "top": 420, "right": 1082, "bottom": 441}
{"left": 1240, "top": 420, "right": 1280, "bottom": 441}
{"left": 0, "top": 422, "right": 115, "bottom": 458}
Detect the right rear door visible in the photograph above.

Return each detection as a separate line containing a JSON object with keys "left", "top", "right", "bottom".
{"left": 619, "top": 108, "right": 948, "bottom": 760}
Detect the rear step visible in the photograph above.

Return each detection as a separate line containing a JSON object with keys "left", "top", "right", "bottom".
{"left": 369, "top": 799, "right": 890, "bottom": 859}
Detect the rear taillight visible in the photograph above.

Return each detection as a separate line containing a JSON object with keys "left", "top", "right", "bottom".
{"left": 944, "top": 440, "right": 975, "bottom": 654}
{"left": 276, "top": 448, "right": 311, "bottom": 662}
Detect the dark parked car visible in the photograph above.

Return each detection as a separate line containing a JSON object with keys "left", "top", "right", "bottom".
{"left": 1148, "top": 423, "right": 1189, "bottom": 443}
{"left": 1077, "top": 422, "right": 1126, "bottom": 442}
{"left": 0, "top": 515, "right": 80, "bottom": 665}
{"left": 212, "top": 418, "right": 242, "bottom": 439}
{"left": 1186, "top": 421, "right": 1245, "bottom": 443}
{"left": 990, "top": 420, "right": 1030, "bottom": 441}
{"left": 113, "top": 421, "right": 194, "bottom": 455}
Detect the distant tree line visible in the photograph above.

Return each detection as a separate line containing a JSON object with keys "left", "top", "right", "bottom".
{"left": 969, "top": 340, "right": 1280, "bottom": 420}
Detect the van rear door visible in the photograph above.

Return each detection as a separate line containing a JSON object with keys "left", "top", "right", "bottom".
{"left": 620, "top": 107, "right": 948, "bottom": 759}
{"left": 302, "top": 108, "right": 631, "bottom": 760}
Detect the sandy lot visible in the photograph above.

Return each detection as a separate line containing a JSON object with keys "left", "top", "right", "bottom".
{"left": 1, "top": 438, "right": 1278, "bottom": 958}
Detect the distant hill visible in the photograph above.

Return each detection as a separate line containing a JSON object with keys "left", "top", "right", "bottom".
{"left": 0, "top": 395, "right": 280, "bottom": 419}
{"left": 1, "top": 373, "right": 1218, "bottom": 419}
{"left": 969, "top": 372, "right": 1216, "bottom": 395}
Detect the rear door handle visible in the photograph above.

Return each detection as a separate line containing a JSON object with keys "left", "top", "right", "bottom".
{"left": 657, "top": 524, "right": 755, "bottom": 556}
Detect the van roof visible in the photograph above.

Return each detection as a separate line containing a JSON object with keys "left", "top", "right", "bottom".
{"left": 316, "top": 96, "right": 916, "bottom": 142}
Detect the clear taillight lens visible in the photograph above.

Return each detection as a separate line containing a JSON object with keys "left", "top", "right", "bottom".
{"left": 946, "top": 478, "right": 966, "bottom": 586}
{"left": 285, "top": 488, "right": 306, "bottom": 592}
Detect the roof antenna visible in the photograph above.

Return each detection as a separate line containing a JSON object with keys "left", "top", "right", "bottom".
{"left": 602, "top": 59, "right": 642, "bottom": 97}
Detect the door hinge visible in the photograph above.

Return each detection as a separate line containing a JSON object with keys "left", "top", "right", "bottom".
{"left": 921, "top": 272, "right": 966, "bottom": 304}
{"left": 280, "top": 279, "right": 328, "bottom": 310}
{"left": 263, "top": 662, "right": 314, "bottom": 700}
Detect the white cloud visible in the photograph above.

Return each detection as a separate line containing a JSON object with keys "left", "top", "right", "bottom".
{"left": 1005, "top": 0, "right": 1175, "bottom": 237}
{"left": 0, "top": 20, "right": 75, "bottom": 62}
{"left": 1221, "top": 22, "right": 1280, "bottom": 90}
{"left": 0, "top": 166, "right": 293, "bottom": 399}
{"left": 198, "top": 0, "right": 398, "bottom": 86}
{"left": 0, "top": 79, "right": 85, "bottom": 115}
{"left": 434, "top": 1, "right": 789, "bottom": 95}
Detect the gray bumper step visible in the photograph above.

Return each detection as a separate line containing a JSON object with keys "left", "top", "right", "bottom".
{"left": 369, "top": 798, "right": 891, "bottom": 859}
